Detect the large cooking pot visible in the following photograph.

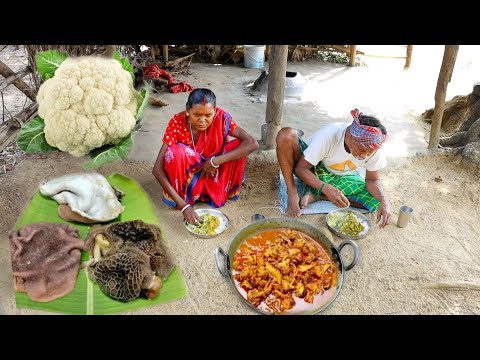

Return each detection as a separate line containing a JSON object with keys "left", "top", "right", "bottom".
{"left": 214, "top": 217, "right": 359, "bottom": 315}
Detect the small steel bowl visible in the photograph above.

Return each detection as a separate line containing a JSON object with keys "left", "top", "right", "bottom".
{"left": 326, "top": 208, "right": 371, "bottom": 240}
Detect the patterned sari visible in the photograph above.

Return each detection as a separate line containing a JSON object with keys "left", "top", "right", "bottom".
{"left": 162, "top": 108, "right": 246, "bottom": 208}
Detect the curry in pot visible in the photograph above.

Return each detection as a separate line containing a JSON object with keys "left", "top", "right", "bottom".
{"left": 233, "top": 228, "right": 338, "bottom": 314}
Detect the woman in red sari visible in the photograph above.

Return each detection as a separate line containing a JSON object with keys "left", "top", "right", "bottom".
{"left": 152, "top": 88, "right": 259, "bottom": 224}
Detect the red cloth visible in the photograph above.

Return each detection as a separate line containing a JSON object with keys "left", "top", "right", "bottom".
{"left": 143, "top": 64, "right": 174, "bottom": 85}
{"left": 161, "top": 108, "right": 244, "bottom": 208}
{"left": 169, "top": 81, "right": 194, "bottom": 93}
{"left": 143, "top": 64, "right": 194, "bottom": 92}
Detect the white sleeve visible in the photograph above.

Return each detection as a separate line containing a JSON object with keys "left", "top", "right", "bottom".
{"left": 302, "top": 129, "right": 331, "bottom": 166}
{"left": 365, "top": 148, "right": 387, "bottom": 172}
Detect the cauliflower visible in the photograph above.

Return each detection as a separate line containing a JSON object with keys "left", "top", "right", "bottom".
{"left": 37, "top": 56, "right": 140, "bottom": 157}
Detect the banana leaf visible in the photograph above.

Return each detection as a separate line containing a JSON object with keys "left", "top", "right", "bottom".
{"left": 14, "top": 173, "right": 188, "bottom": 314}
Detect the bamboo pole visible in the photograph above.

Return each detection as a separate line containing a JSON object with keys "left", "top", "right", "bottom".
{"left": 168, "top": 53, "right": 195, "bottom": 67}
{"left": 0, "top": 66, "right": 31, "bottom": 91}
{"left": 349, "top": 45, "right": 357, "bottom": 66}
{"left": 264, "top": 45, "right": 289, "bottom": 150}
{"left": 428, "top": 45, "right": 459, "bottom": 149}
{"left": 0, "top": 102, "right": 38, "bottom": 152}
{"left": 0, "top": 60, "right": 37, "bottom": 101}
{"left": 326, "top": 45, "right": 364, "bottom": 55}
{"left": 404, "top": 45, "right": 413, "bottom": 68}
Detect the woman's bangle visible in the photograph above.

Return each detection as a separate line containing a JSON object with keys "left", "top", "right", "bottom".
{"left": 319, "top": 183, "right": 326, "bottom": 194}
{"left": 180, "top": 204, "right": 191, "bottom": 213}
{"left": 210, "top": 156, "right": 220, "bottom": 168}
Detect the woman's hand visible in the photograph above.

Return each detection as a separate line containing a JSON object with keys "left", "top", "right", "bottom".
{"left": 183, "top": 206, "right": 201, "bottom": 224}
{"left": 323, "top": 184, "right": 350, "bottom": 208}
{"left": 194, "top": 158, "right": 219, "bottom": 178}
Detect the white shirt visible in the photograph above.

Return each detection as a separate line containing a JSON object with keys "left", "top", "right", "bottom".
{"left": 303, "top": 123, "right": 387, "bottom": 177}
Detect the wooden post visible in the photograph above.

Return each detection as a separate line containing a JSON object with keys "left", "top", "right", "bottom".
{"left": 162, "top": 45, "right": 169, "bottom": 63}
{"left": 264, "top": 45, "right": 289, "bottom": 150}
{"left": 349, "top": 45, "right": 357, "bottom": 66}
{"left": 404, "top": 45, "right": 413, "bottom": 68}
{"left": 150, "top": 45, "right": 160, "bottom": 60}
{"left": 265, "top": 45, "right": 271, "bottom": 61}
{"left": 428, "top": 45, "right": 459, "bottom": 149}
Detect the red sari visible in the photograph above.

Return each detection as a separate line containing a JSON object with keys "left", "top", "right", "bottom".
{"left": 161, "top": 107, "right": 246, "bottom": 208}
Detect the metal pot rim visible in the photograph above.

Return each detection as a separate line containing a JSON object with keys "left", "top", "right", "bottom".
{"left": 215, "top": 217, "right": 359, "bottom": 315}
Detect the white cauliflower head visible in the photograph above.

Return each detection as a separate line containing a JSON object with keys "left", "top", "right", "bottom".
{"left": 37, "top": 56, "right": 140, "bottom": 157}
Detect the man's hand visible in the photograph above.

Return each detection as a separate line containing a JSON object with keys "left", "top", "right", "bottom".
{"left": 377, "top": 200, "right": 392, "bottom": 228}
{"left": 365, "top": 171, "right": 391, "bottom": 228}
{"left": 323, "top": 184, "right": 350, "bottom": 208}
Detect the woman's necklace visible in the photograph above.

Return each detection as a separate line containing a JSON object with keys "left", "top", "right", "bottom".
{"left": 189, "top": 122, "right": 205, "bottom": 157}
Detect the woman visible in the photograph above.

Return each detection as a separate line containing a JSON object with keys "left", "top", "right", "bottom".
{"left": 152, "top": 88, "right": 259, "bottom": 224}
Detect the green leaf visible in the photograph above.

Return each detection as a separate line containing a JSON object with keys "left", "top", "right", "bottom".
{"left": 82, "top": 135, "right": 132, "bottom": 170}
{"left": 17, "top": 117, "right": 58, "bottom": 153}
{"left": 35, "top": 50, "right": 68, "bottom": 81}
{"left": 134, "top": 87, "right": 149, "bottom": 125}
{"left": 121, "top": 58, "right": 134, "bottom": 80}
{"left": 114, "top": 50, "right": 134, "bottom": 81}
{"left": 113, "top": 50, "right": 122, "bottom": 61}
{"left": 14, "top": 173, "right": 188, "bottom": 314}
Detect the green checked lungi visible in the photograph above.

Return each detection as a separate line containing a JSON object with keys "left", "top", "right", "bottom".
{"left": 299, "top": 138, "right": 380, "bottom": 212}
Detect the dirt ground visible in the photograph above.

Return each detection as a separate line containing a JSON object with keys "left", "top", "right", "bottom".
{"left": 2, "top": 45, "right": 480, "bottom": 315}
{"left": 1, "top": 150, "right": 480, "bottom": 315}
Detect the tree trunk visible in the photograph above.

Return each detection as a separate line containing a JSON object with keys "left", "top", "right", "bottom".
{"left": 264, "top": 45, "right": 289, "bottom": 150}
{"left": 428, "top": 45, "right": 459, "bottom": 149}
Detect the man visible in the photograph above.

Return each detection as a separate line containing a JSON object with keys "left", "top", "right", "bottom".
{"left": 276, "top": 108, "right": 392, "bottom": 227}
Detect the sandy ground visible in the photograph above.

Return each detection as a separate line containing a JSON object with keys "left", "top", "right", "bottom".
{"left": 2, "top": 45, "right": 480, "bottom": 315}
{"left": 1, "top": 151, "right": 480, "bottom": 315}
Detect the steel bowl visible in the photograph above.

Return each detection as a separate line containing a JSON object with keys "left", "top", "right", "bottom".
{"left": 326, "top": 209, "right": 371, "bottom": 240}
{"left": 184, "top": 208, "right": 229, "bottom": 239}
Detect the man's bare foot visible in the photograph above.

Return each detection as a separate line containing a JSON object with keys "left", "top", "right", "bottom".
{"left": 300, "top": 192, "right": 320, "bottom": 208}
{"left": 286, "top": 193, "right": 301, "bottom": 217}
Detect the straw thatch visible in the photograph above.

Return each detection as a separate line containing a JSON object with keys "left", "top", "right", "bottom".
{"left": 24, "top": 45, "right": 359, "bottom": 90}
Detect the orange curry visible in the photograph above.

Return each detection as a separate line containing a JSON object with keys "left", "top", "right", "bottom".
{"left": 233, "top": 228, "right": 338, "bottom": 314}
